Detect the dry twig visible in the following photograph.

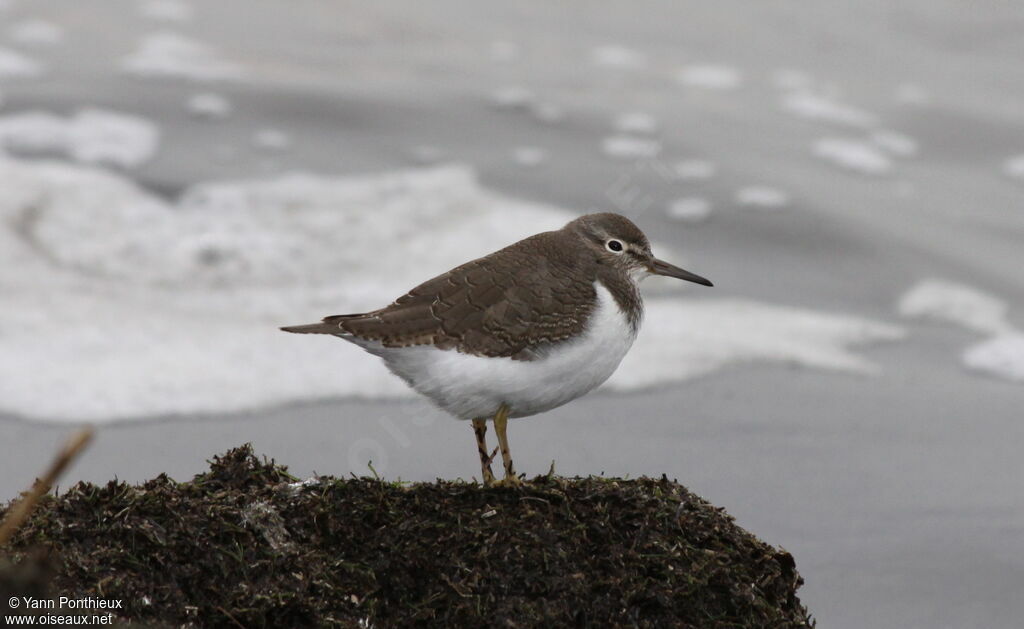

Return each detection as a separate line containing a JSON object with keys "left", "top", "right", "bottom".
{"left": 0, "top": 428, "right": 94, "bottom": 546}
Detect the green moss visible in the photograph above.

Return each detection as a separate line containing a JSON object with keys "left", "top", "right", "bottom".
{"left": 2, "top": 445, "right": 814, "bottom": 628}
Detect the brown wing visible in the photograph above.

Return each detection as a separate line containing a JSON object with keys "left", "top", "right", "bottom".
{"left": 284, "top": 231, "right": 596, "bottom": 360}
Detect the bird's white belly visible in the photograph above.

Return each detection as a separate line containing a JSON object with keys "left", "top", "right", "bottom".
{"left": 368, "top": 282, "right": 639, "bottom": 420}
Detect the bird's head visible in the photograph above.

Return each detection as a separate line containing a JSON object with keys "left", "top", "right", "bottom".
{"left": 567, "top": 212, "right": 713, "bottom": 287}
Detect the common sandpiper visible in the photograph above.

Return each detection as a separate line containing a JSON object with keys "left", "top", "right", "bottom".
{"left": 282, "top": 213, "right": 713, "bottom": 485}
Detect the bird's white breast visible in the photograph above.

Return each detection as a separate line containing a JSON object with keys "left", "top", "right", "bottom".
{"left": 366, "top": 282, "right": 640, "bottom": 420}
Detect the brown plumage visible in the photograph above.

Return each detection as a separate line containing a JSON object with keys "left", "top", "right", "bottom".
{"left": 281, "top": 213, "right": 652, "bottom": 360}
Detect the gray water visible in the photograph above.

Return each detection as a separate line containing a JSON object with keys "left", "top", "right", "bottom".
{"left": 2, "top": 2, "right": 1023, "bottom": 627}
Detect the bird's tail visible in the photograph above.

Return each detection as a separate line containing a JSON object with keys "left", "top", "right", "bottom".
{"left": 280, "top": 323, "right": 339, "bottom": 334}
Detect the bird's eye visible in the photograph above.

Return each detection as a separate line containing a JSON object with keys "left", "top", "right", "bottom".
{"left": 606, "top": 240, "right": 624, "bottom": 253}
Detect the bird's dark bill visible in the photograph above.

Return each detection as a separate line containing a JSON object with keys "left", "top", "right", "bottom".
{"left": 649, "top": 258, "right": 713, "bottom": 286}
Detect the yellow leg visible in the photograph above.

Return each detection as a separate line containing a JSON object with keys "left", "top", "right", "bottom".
{"left": 471, "top": 418, "right": 496, "bottom": 485}
{"left": 493, "top": 404, "right": 520, "bottom": 484}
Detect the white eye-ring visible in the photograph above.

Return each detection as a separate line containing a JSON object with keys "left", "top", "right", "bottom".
{"left": 606, "top": 239, "right": 624, "bottom": 253}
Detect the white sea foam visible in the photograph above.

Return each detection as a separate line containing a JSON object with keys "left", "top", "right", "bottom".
{"left": 899, "top": 280, "right": 1024, "bottom": 384}
{"left": 813, "top": 137, "right": 892, "bottom": 175}
{"left": 0, "top": 109, "right": 159, "bottom": 168}
{"left": 609, "top": 299, "right": 905, "bottom": 389}
{"left": 0, "top": 161, "right": 574, "bottom": 421}
{"left": 186, "top": 92, "right": 232, "bottom": 119}
{"left": 9, "top": 19, "right": 63, "bottom": 46}
{"left": 676, "top": 64, "right": 741, "bottom": 89}
{"left": 963, "top": 335, "right": 1024, "bottom": 383}
{"left": 0, "top": 157, "right": 910, "bottom": 422}
{"left": 735, "top": 186, "right": 789, "bottom": 209}
{"left": 666, "top": 197, "right": 712, "bottom": 223}
{"left": 602, "top": 135, "right": 661, "bottom": 159}
{"left": 0, "top": 46, "right": 43, "bottom": 77}
{"left": 898, "top": 280, "right": 1011, "bottom": 335}
{"left": 781, "top": 91, "right": 876, "bottom": 128}
{"left": 121, "top": 32, "right": 243, "bottom": 81}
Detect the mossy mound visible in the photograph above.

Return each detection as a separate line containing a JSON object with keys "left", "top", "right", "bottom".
{"left": 2, "top": 445, "right": 814, "bottom": 628}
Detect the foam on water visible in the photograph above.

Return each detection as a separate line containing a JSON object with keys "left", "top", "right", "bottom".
{"left": 610, "top": 299, "right": 905, "bottom": 389}
{"left": 898, "top": 280, "right": 1011, "bottom": 335}
{"left": 0, "top": 157, "right": 910, "bottom": 422}
{"left": 0, "top": 160, "right": 574, "bottom": 421}
{"left": 121, "top": 32, "right": 243, "bottom": 81}
{"left": 813, "top": 137, "right": 892, "bottom": 175}
{"left": 778, "top": 84, "right": 917, "bottom": 174}
{"left": 0, "top": 46, "right": 43, "bottom": 77}
{"left": 0, "top": 109, "right": 160, "bottom": 168}
{"left": 899, "top": 280, "right": 1024, "bottom": 384}
{"left": 963, "top": 335, "right": 1024, "bottom": 383}
{"left": 781, "top": 91, "right": 876, "bottom": 128}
